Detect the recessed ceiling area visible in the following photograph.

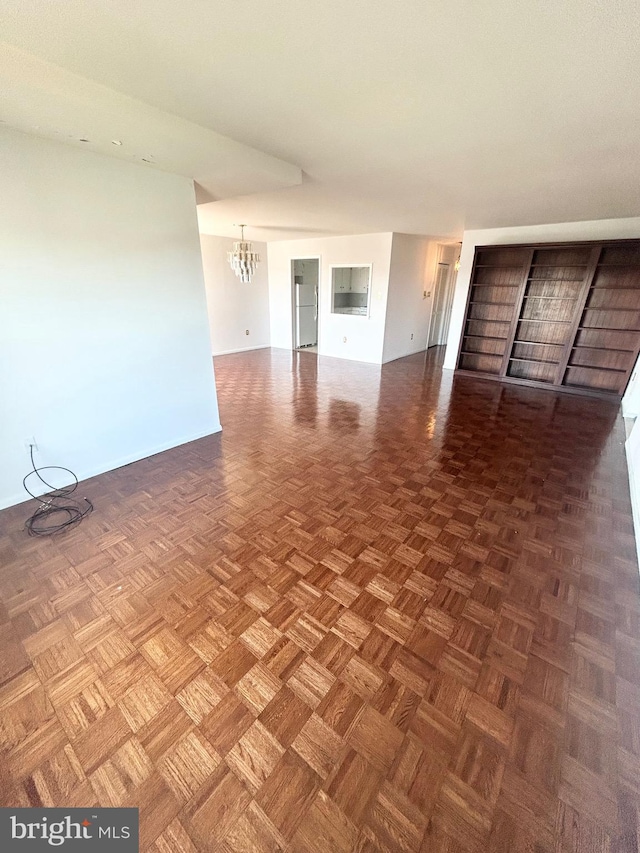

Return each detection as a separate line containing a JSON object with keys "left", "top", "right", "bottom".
{"left": 2, "top": 0, "right": 639, "bottom": 240}
{"left": 0, "top": 43, "right": 302, "bottom": 202}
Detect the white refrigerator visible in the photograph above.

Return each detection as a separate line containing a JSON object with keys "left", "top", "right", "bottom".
{"left": 296, "top": 282, "right": 317, "bottom": 347}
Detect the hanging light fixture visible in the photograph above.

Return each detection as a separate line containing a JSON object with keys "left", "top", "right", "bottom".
{"left": 454, "top": 242, "right": 462, "bottom": 272}
{"left": 228, "top": 224, "right": 260, "bottom": 283}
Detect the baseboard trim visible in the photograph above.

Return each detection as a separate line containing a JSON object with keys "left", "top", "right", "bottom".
{"left": 0, "top": 424, "right": 222, "bottom": 511}
{"left": 382, "top": 345, "right": 429, "bottom": 364}
{"left": 213, "top": 345, "right": 270, "bottom": 357}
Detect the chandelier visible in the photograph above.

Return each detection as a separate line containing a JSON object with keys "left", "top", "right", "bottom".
{"left": 228, "top": 224, "right": 260, "bottom": 283}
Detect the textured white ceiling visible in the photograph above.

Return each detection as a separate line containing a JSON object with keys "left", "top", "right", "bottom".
{"left": 2, "top": 0, "right": 639, "bottom": 240}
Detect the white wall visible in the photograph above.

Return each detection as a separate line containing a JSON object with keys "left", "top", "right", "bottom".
{"left": 0, "top": 128, "right": 220, "bottom": 510}
{"left": 200, "top": 234, "right": 270, "bottom": 355}
{"left": 623, "top": 353, "right": 640, "bottom": 567}
{"left": 382, "top": 234, "right": 441, "bottom": 363}
{"left": 622, "top": 354, "right": 640, "bottom": 418}
{"left": 444, "top": 217, "right": 640, "bottom": 370}
{"left": 626, "top": 421, "right": 640, "bottom": 570}
{"left": 268, "top": 233, "right": 394, "bottom": 364}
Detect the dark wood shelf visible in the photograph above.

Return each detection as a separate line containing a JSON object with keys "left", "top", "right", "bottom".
{"left": 509, "top": 356, "right": 558, "bottom": 365}
{"left": 524, "top": 295, "right": 577, "bottom": 300}
{"left": 584, "top": 305, "right": 640, "bottom": 314}
{"left": 572, "top": 344, "right": 635, "bottom": 353}
{"left": 469, "top": 301, "right": 515, "bottom": 307}
{"left": 567, "top": 363, "right": 626, "bottom": 374}
{"left": 464, "top": 335, "right": 508, "bottom": 341}
{"left": 580, "top": 326, "right": 640, "bottom": 332}
{"left": 518, "top": 318, "right": 571, "bottom": 324}
{"left": 468, "top": 318, "right": 511, "bottom": 324}
{"left": 516, "top": 340, "right": 563, "bottom": 347}
{"left": 456, "top": 240, "right": 640, "bottom": 399}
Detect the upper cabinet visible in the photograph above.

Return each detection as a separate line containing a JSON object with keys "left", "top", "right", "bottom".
{"left": 350, "top": 267, "right": 370, "bottom": 293}
{"left": 456, "top": 240, "right": 640, "bottom": 399}
{"left": 331, "top": 265, "right": 372, "bottom": 315}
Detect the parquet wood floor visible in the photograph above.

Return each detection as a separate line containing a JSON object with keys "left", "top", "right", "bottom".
{"left": 1, "top": 346, "right": 639, "bottom": 852}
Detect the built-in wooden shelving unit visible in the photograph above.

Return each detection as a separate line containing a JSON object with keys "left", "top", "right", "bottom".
{"left": 456, "top": 240, "right": 640, "bottom": 399}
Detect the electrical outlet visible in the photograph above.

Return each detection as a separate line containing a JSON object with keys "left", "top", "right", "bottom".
{"left": 411, "top": 333, "right": 414, "bottom": 340}
{"left": 343, "top": 336, "right": 347, "bottom": 343}
{"left": 423, "top": 290, "right": 427, "bottom": 299}
{"left": 23, "top": 436, "right": 38, "bottom": 452}
{"left": 245, "top": 329, "right": 250, "bottom": 335}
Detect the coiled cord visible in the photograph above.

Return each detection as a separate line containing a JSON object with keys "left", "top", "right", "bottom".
{"left": 23, "top": 445, "right": 93, "bottom": 536}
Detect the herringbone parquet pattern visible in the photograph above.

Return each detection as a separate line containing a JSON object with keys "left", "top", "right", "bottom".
{"left": 1, "top": 347, "right": 639, "bottom": 852}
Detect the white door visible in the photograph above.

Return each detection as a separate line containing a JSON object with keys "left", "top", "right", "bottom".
{"left": 428, "top": 263, "right": 454, "bottom": 347}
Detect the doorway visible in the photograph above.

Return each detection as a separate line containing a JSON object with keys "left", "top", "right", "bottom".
{"left": 292, "top": 258, "right": 319, "bottom": 351}
{"left": 428, "top": 262, "right": 455, "bottom": 348}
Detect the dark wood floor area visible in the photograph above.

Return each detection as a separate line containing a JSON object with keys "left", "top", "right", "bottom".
{"left": 1, "top": 347, "right": 639, "bottom": 852}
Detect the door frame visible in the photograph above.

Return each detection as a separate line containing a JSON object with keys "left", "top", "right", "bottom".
{"left": 291, "top": 256, "right": 321, "bottom": 350}
{"left": 428, "top": 261, "right": 456, "bottom": 348}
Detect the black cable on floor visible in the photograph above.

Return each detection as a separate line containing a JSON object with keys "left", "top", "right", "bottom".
{"left": 23, "top": 445, "right": 93, "bottom": 536}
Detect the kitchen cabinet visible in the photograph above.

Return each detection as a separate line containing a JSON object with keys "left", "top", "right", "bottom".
{"left": 331, "top": 265, "right": 372, "bottom": 315}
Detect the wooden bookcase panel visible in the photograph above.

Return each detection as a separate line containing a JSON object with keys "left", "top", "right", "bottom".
{"left": 460, "top": 247, "right": 531, "bottom": 371}
{"left": 473, "top": 268, "right": 525, "bottom": 286}
{"left": 507, "top": 360, "right": 557, "bottom": 383}
{"left": 527, "top": 280, "right": 583, "bottom": 299}
{"left": 475, "top": 248, "right": 530, "bottom": 266}
{"left": 531, "top": 247, "right": 592, "bottom": 266}
{"left": 462, "top": 336, "right": 506, "bottom": 356}
{"left": 581, "top": 309, "right": 640, "bottom": 331}
{"left": 456, "top": 239, "right": 640, "bottom": 399}
{"left": 511, "top": 341, "right": 564, "bottom": 363}
{"left": 468, "top": 303, "right": 515, "bottom": 323}
{"left": 592, "top": 268, "right": 640, "bottom": 288}
{"left": 470, "top": 284, "right": 520, "bottom": 302}
{"left": 464, "top": 319, "right": 511, "bottom": 340}
{"left": 520, "top": 297, "right": 576, "bottom": 323}
{"left": 515, "top": 319, "right": 568, "bottom": 345}
{"left": 600, "top": 245, "right": 640, "bottom": 265}
{"left": 564, "top": 366, "right": 623, "bottom": 393}
{"left": 569, "top": 347, "right": 630, "bottom": 371}
{"left": 587, "top": 288, "right": 640, "bottom": 310}
{"left": 574, "top": 327, "right": 638, "bottom": 350}
{"left": 459, "top": 352, "right": 502, "bottom": 374}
